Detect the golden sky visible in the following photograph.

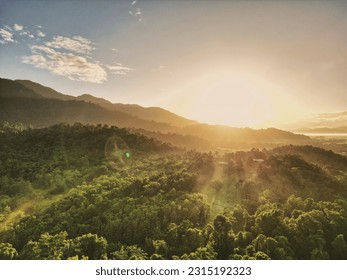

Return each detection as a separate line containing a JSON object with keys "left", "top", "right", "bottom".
{"left": 1, "top": 0, "right": 347, "bottom": 128}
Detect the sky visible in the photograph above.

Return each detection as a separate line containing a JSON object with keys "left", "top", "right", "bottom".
{"left": 1, "top": 0, "right": 347, "bottom": 128}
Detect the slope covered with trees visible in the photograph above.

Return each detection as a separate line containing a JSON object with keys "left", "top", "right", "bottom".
{"left": 0, "top": 123, "right": 346, "bottom": 260}
{"left": 15, "top": 79, "right": 198, "bottom": 127}
{"left": 0, "top": 78, "right": 313, "bottom": 150}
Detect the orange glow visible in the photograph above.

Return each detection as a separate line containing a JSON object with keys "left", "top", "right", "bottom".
{"left": 160, "top": 69, "right": 306, "bottom": 128}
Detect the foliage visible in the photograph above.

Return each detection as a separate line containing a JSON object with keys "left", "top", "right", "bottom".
{"left": 0, "top": 123, "right": 347, "bottom": 259}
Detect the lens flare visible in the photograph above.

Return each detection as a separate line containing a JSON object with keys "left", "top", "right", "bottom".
{"left": 104, "top": 136, "right": 131, "bottom": 169}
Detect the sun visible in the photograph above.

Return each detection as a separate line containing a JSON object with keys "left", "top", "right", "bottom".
{"left": 195, "top": 75, "right": 274, "bottom": 127}
{"left": 169, "top": 70, "right": 304, "bottom": 128}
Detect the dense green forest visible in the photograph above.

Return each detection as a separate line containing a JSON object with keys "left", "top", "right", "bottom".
{"left": 0, "top": 122, "right": 347, "bottom": 260}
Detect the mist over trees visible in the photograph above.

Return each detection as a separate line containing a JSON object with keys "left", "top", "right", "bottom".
{"left": 0, "top": 123, "right": 346, "bottom": 260}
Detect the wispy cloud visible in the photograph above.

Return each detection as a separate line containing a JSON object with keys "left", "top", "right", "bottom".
{"left": 129, "top": 0, "right": 143, "bottom": 22}
{"left": 19, "top": 30, "right": 34, "bottom": 38}
{"left": 13, "top": 24, "right": 23, "bottom": 31}
{"left": 1, "top": 24, "right": 36, "bottom": 40}
{"left": 0, "top": 22, "right": 132, "bottom": 83}
{"left": 22, "top": 45, "right": 107, "bottom": 83}
{"left": 151, "top": 65, "right": 165, "bottom": 72}
{"left": 37, "top": 30, "right": 46, "bottom": 38}
{"left": 106, "top": 63, "right": 133, "bottom": 76}
{"left": 0, "top": 28, "right": 15, "bottom": 43}
{"left": 135, "top": 8, "right": 142, "bottom": 16}
{"left": 45, "top": 35, "right": 95, "bottom": 54}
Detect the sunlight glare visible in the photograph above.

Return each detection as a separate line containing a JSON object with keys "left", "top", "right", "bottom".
{"left": 169, "top": 70, "right": 305, "bottom": 128}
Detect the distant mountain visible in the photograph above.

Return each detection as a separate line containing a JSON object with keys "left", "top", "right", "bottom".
{"left": 0, "top": 97, "right": 180, "bottom": 131}
{"left": 16, "top": 79, "right": 75, "bottom": 101}
{"left": 0, "top": 77, "right": 312, "bottom": 149}
{"left": 181, "top": 124, "right": 310, "bottom": 147}
{"left": 0, "top": 78, "right": 178, "bottom": 132}
{"left": 319, "top": 111, "right": 347, "bottom": 119}
{"left": 16, "top": 79, "right": 197, "bottom": 128}
{"left": 293, "top": 127, "right": 347, "bottom": 134}
{"left": 75, "top": 93, "right": 113, "bottom": 108}
{"left": 286, "top": 111, "right": 347, "bottom": 133}
{"left": 129, "top": 128, "right": 213, "bottom": 151}
{"left": 0, "top": 78, "right": 42, "bottom": 99}
{"left": 111, "top": 104, "right": 198, "bottom": 127}
{"left": 75, "top": 94, "right": 198, "bottom": 127}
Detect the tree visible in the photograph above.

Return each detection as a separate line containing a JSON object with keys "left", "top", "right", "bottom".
{"left": 213, "top": 215, "right": 233, "bottom": 259}
{"left": 180, "top": 244, "right": 217, "bottom": 260}
{"left": 254, "top": 251, "right": 271, "bottom": 260}
{"left": 152, "top": 239, "right": 168, "bottom": 258}
{"left": 310, "top": 248, "right": 329, "bottom": 260}
{"left": 70, "top": 233, "right": 108, "bottom": 260}
{"left": 110, "top": 245, "right": 148, "bottom": 260}
{"left": 254, "top": 203, "right": 284, "bottom": 237}
{"left": 19, "top": 232, "right": 70, "bottom": 260}
{"left": 0, "top": 242, "right": 18, "bottom": 259}
{"left": 331, "top": 234, "right": 347, "bottom": 259}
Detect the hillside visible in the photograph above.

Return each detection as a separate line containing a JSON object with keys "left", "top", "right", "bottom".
{"left": 75, "top": 93, "right": 198, "bottom": 127}
{"left": 0, "top": 77, "right": 313, "bottom": 149}
{"left": 75, "top": 93, "right": 114, "bottom": 108}
{"left": 0, "top": 123, "right": 346, "bottom": 260}
{"left": 1, "top": 78, "right": 180, "bottom": 132}
{"left": 16, "top": 79, "right": 75, "bottom": 101}
{"left": 16, "top": 79, "right": 197, "bottom": 127}
{"left": 182, "top": 124, "right": 311, "bottom": 148}
{"left": 0, "top": 96, "right": 178, "bottom": 132}
{"left": 111, "top": 103, "right": 198, "bottom": 127}
{"left": 0, "top": 78, "right": 43, "bottom": 99}
{"left": 129, "top": 128, "right": 213, "bottom": 151}
{"left": 272, "top": 145, "right": 347, "bottom": 176}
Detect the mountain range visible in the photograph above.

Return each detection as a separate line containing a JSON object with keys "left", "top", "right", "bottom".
{"left": 0, "top": 77, "right": 312, "bottom": 150}
{"left": 284, "top": 111, "right": 347, "bottom": 134}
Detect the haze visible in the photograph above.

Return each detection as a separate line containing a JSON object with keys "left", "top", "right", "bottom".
{"left": 1, "top": 0, "right": 346, "bottom": 128}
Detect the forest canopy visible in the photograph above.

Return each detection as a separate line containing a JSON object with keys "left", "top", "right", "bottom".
{"left": 0, "top": 122, "right": 346, "bottom": 260}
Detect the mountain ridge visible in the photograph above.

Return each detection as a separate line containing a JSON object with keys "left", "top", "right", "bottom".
{"left": 0, "top": 77, "right": 312, "bottom": 149}
{"left": 15, "top": 79, "right": 198, "bottom": 128}
{"left": 285, "top": 111, "right": 347, "bottom": 133}
{"left": 16, "top": 79, "right": 75, "bottom": 101}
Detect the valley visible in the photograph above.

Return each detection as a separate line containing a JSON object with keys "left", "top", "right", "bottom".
{"left": 0, "top": 78, "right": 347, "bottom": 260}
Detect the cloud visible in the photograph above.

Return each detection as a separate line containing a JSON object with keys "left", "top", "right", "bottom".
{"left": 45, "top": 35, "right": 95, "bottom": 54}
{"left": 135, "top": 8, "right": 142, "bottom": 16}
{"left": 22, "top": 45, "right": 107, "bottom": 83}
{"left": 129, "top": 1, "right": 143, "bottom": 22}
{"left": 19, "top": 30, "right": 35, "bottom": 38}
{"left": 106, "top": 64, "right": 133, "bottom": 76}
{"left": 111, "top": 48, "right": 119, "bottom": 52}
{"left": 13, "top": 24, "right": 23, "bottom": 31}
{"left": 4, "top": 24, "right": 37, "bottom": 39}
{"left": 37, "top": 30, "right": 46, "bottom": 38}
{"left": 0, "top": 28, "right": 14, "bottom": 43}
{"left": 151, "top": 65, "right": 165, "bottom": 72}
{"left": 14, "top": 28, "right": 133, "bottom": 82}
